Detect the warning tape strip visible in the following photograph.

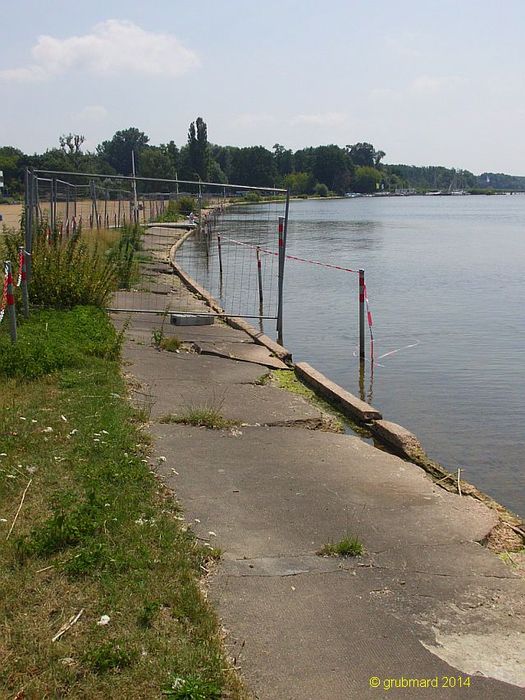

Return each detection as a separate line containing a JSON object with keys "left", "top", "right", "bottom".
{"left": 219, "top": 233, "right": 375, "bottom": 358}
{"left": 0, "top": 263, "right": 9, "bottom": 324}
{"left": 16, "top": 249, "right": 24, "bottom": 287}
{"left": 220, "top": 236, "right": 359, "bottom": 273}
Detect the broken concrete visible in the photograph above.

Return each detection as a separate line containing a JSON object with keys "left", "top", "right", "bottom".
{"left": 193, "top": 340, "right": 289, "bottom": 369}
{"left": 370, "top": 419, "right": 426, "bottom": 460}
{"left": 295, "top": 361, "right": 382, "bottom": 422}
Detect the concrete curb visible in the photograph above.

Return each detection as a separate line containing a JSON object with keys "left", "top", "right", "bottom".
{"left": 295, "top": 362, "right": 382, "bottom": 422}
{"left": 168, "top": 232, "right": 292, "bottom": 363}
{"left": 369, "top": 419, "right": 425, "bottom": 461}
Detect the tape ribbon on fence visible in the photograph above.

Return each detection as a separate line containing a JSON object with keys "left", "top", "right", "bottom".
{"left": 0, "top": 263, "right": 9, "bottom": 324}
{"left": 220, "top": 234, "right": 374, "bottom": 343}
{"left": 16, "top": 249, "right": 25, "bottom": 288}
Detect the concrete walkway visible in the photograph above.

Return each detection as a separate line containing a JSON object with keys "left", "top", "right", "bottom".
{"left": 113, "top": 306, "right": 525, "bottom": 700}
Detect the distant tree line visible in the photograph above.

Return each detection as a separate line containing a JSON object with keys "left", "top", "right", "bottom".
{"left": 1, "top": 118, "right": 524, "bottom": 199}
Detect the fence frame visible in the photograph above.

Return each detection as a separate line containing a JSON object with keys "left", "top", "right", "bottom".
{"left": 25, "top": 168, "right": 290, "bottom": 342}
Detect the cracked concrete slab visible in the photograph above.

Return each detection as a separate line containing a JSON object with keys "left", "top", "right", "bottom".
{"left": 116, "top": 298, "right": 524, "bottom": 698}
{"left": 221, "top": 554, "right": 350, "bottom": 578}
{"left": 193, "top": 340, "right": 289, "bottom": 369}
{"left": 151, "top": 425, "right": 499, "bottom": 558}
{"left": 124, "top": 344, "right": 322, "bottom": 425}
{"left": 213, "top": 570, "right": 522, "bottom": 699}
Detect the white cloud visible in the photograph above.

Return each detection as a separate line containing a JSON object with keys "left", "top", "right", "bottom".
{"left": 384, "top": 32, "right": 426, "bottom": 59}
{"left": 290, "top": 112, "right": 347, "bottom": 127}
{"left": 410, "top": 75, "right": 465, "bottom": 93}
{"left": 0, "top": 19, "right": 199, "bottom": 83}
{"left": 233, "top": 113, "right": 277, "bottom": 128}
{"left": 72, "top": 105, "right": 108, "bottom": 122}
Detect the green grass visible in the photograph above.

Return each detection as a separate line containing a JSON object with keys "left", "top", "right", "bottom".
{"left": 0, "top": 306, "right": 121, "bottom": 379}
{"left": 272, "top": 369, "right": 372, "bottom": 437}
{"left": 160, "top": 408, "right": 238, "bottom": 430}
{"left": 317, "top": 536, "right": 364, "bottom": 558}
{"left": 159, "top": 336, "right": 183, "bottom": 352}
{"left": 0, "top": 307, "right": 246, "bottom": 699}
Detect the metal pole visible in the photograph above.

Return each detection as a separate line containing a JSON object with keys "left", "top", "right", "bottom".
{"left": 256, "top": 246, "right": 264, "bottom": 309}
{"left": 18, "top": 246, "right": 29, "bottom": 318}
{"left": 131, "top": 150, "right": 139, "bottom": 221}
{"left": 50, "top": 178, "right": 55, "bottom": 234}
{"left": 276, "top": 191, "right": 290, "bottom": 346}
{"left": 5, "top": 261, "right": 17, "bottom": 343}
{"left": 24, "top": 169, "right": 32, "bottom": 284}
{"left": 359, "top": 269, "right": 365, "bottom": 361}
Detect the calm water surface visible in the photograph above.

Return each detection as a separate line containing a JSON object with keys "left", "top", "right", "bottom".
{"left": 186, "top": 196, "right": 525, "bottom": 517}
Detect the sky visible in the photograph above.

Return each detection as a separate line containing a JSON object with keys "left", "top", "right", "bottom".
{"left": 1, "top": 0, "right": 524, "bottom": 175}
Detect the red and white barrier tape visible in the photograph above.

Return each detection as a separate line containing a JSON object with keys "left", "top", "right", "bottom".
{"left": 363, "top": 280, "right": 374, "bottom": 357}
{"left": 219, "top": 232, "right": 375, "bottom": 358}
{"left": 16, "top": 249, "right": 24, "bottom": 287}
{"left": 0, "top": 264, "right": 7, "bottom": 324}
{"left": 219, "top": 236, "right": 358, "bottom": 273}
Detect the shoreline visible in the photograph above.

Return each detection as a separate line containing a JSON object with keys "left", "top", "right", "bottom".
{"left": 165, "top": 223, "right": 524, "bottom": 551}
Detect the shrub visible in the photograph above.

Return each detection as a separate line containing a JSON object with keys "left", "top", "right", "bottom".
{"left": 156, "top": 196, "right": 197, "bottom": 222}
{"left": 243, "top": 191, "right": 261, "bottom": 203}
{"left": 3, "top": 224, "right": 116, "bottom": 309}
{"left": 314, "top": 183, "right": 329, "bottom": 197}
{"left": 175, "top": 196, "right": 196, "bottom": 216}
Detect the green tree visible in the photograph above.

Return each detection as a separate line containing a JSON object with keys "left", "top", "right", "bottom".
{"left": 273, "top": 144, "right": 294, "bottom": 176}
{"left": 346, "top": 142, "right": 382, "bottom": 168}
{"left": 187, "top": 117, "right": 210, "bottom": 181}
{"left": 353, "top": 166, "right": 382, "bottom": 193}
{"left": 312, "top": 145, "right": 352, "bottom": 194}
{"left": 97, "top": 128, "right": 150, "bottom": 175}
{"left": 230, "top": 146, "right": 276, "bottom": 187}
{"left": 282, "top": 171, "right": 315, "bottom": 195}
{"left": 0, "top": 146, "right": 25, "bottom": 196}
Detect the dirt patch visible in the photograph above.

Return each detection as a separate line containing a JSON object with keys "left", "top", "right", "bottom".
{"left": 0, "top": 203, "right": 23, "bottom": 229}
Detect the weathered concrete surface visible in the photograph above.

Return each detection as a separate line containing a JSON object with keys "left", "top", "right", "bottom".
{"left": 370, "top": 418, "right": 425, "bottom": 459}
{"left": 123, "top": 342, "right": 324, "bottom": 427}
{"left": 296, "top": 361, "right": 382, "bottom": 422}
{"left": 193, "top": 340, "right": 289, "bottom": 369}
{"left": 118, "top": 299, "right": 525, "bottom": 698}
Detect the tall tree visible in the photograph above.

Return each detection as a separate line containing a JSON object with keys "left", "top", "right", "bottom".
{"left": 187, "top": 117, "right": 210, "bottom": 181}
{"left": 97, "top": 128, "right": 150, "bottom": 175}
{"left": 273, "top": 143, "right": 294, "bottom": 177}
{"left": 347, "top": 142, "right": 384, "bottom": 169}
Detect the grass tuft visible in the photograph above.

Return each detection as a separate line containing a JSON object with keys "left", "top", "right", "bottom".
{"left": 162, "top": 674, "right": 221, "bottom": 699}
{"left": 160, "top": 336, "right": 183, "bottom": 352}
{"left": 317, "top": 536, "right": 364, "bottom": 558}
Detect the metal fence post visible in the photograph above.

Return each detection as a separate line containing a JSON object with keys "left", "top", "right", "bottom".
{"left": 359, "top": 269, "right": 365, "bottom": 361}
{"left": 277, "top": 190, "right": 290, "bottom": 346}
{"left": 25, "top": 169, "right": 34, "bottom": 284}
{"left": 256, "top": 246, "right": 264, "bottom": 310}
{"left": 5, "top": 261, "right": 17, "bottom": 343}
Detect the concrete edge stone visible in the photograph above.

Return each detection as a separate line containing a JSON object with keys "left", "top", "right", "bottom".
{"left": 369, "top": 419, "right": 425, "bottom": 460}
{"left": 295, "top": 362, "right": 382, "bottom": 422}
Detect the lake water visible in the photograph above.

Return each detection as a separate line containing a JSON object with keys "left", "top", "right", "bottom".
{"left": 183, "top": 195, "right": 525, "bottom": 518}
